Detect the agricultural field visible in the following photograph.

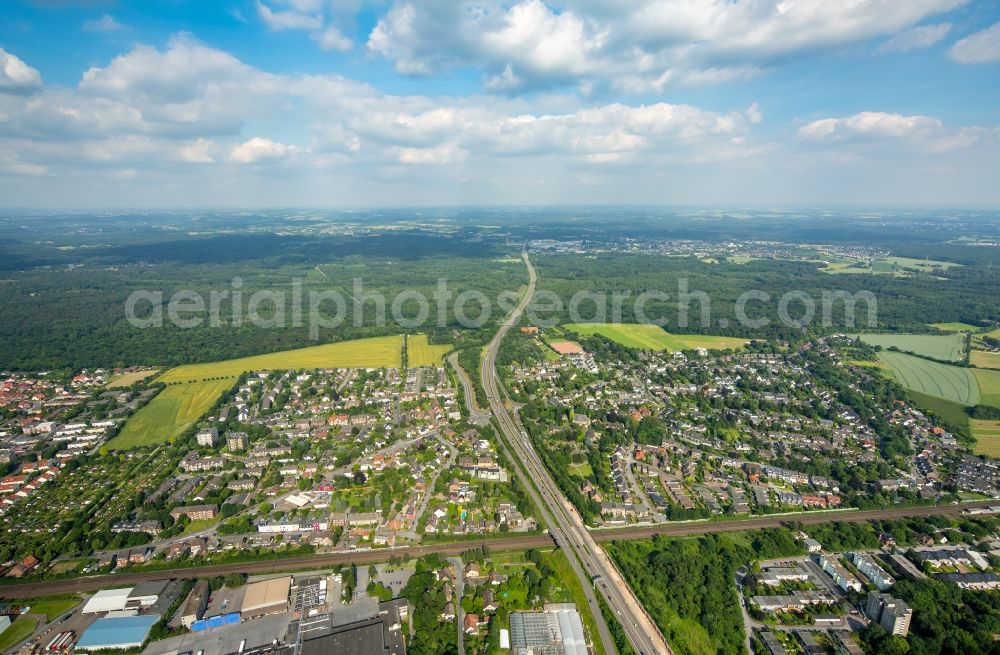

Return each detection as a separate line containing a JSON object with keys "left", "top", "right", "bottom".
{"left": 406, "top": 334, "right": 452, "bottom": 367}
{"left": 974, "top": 368, "right": 1000, "bottom": 407}
{"left": 930, "top": 322, "right": 983, "bottom": 333}
{"left": 156, "top": 335, "right": 403, "bottom": 383}
{"left": 972, "top": 421, "right": 1000, "bottom": 458}
{"left": 107, "top": 377, "right": 238, "bottom": 449}
{"left": 822, "top": 256, "right": 959, "bottom": 277}
{"left": 564, "top": 323, "right": 747, "bottom": 352}
{"left": 971, "top": 350, "right": 1000, "bottom": 369}
{"left": 877, "top": 351, "right": 980, "bottom": 405}
{"left": 105, "top": 369, "right": 160, "bottom": 388}
{"left": 855, "top": 333, "right": 965, "bottom": 361}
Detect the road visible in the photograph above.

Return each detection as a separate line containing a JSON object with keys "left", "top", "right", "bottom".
{"left": 447, "top": 352, "right": 490, "bottom": 425}
{"left": 449, "top": 556, "right": 466, "bottom": 655}
{"left": 480, "top": 251, "right": 672, "bottom": 655}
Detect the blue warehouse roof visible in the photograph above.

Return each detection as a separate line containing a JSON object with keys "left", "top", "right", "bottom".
{"left": 77, "top": 614, "right": 160, "bottom": 650}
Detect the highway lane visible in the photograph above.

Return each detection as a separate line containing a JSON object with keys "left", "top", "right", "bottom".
{"left": 481, "top": 251, "right": 671, "bottom": 655}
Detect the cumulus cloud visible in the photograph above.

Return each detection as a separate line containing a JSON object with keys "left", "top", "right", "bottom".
{"left": 228, "top": 137, "right": 298, "bottom": 163}
{"left": 256, "top": 1, "right": 322, "bottom": 31}
{"left": 797, "top": 111, "right": 996, "bottom": 155}
{"left": 312, "top": 26, "right": 353, "bottom": 52}
{"left": 875, "top": 23, "right": 951, "bottom": 54}
{"left": 83, "top": 14, "right": 127, "bottom": 33}
{"left": 0, "top": 48, "right": 42, "bottom": 94}
{"left": 367, "top": 0, "right": 967, "bottom": 92}
{"left": 950, "top": 21, "right": 1000, "bottom": 63}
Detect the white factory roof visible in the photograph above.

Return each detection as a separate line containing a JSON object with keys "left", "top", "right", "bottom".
{"left": 82, "top": 587, "right": 134, "bottom": 614}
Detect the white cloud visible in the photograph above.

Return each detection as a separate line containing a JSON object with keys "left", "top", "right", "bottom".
{"left": 83, "top": 14, "right": 127, "bottom": 33}
{"left": 950, "top": 21, "right": 1000, "bottom": 63}
{"left": 875, "top": 23, "right": 951, "bottom": 54}
{"left": 256, "top": 1, "right": 323, "bottom": 31}
{"left": 367, "top": 0, "right": 967, "bottom": 92}
{"left": 312, "top": 25, "right": 353, "bottom": 52}
{"left": 228, "top": 137, "right": 298, "bottom": 163}
{"left": 799, "top": 112, "right": 943, "bottom": 141}
{"left": 0, "top": 48, "right": 42, "bottom": 94}
{"left": 180, "top": 138, "right": 217, "bottom": 163}
{"left": 392, "top": 142, "right": 468, "bottom": 165}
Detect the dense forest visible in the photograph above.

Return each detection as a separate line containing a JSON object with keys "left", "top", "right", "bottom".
{"left": 608, "top": 529, "right": 804, "bottom": 655}
{"left": 1, "top": 210, "right": 998, "bottom": 370}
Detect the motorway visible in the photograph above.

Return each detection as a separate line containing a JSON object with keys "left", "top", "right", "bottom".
{"left": 480, "top": 251, "right": 672, "bottom": 655}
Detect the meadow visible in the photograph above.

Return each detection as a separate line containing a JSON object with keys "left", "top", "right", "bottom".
{"left": 855, "top": 333, "right": 965, "bottom": 361}
{"left": 564, "top": 323, "right": 747, "bottom": 352}
{"left": 156, "top": 335, "right": 403, "bottom": 383}
{"left": 107, "top": 377, "right": 238, "bottom": 449}
{"left": 406, "top": 334, "right": 453, "bottom": 367}
{"left": 0, "top": 617, "right": 37, "bottom": 652}
{"left": 930, "top": 322, "right": 983, "bottom": 332}
{"left": 972, "top": 421, "right": 1000, "bottom": 457}
{"left": 822, "top": 256, "right": 959, "bottom": 277}
{"left": 877, "top": 352, "right": 980, "bottom": 405}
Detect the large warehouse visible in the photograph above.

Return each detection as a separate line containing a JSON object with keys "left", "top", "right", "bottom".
{"left": 76, "top": 615, "right": 160, "bottom": 651}
{"left": 241, "top": 577, "right": 291, "bottom": 618}
{"left": 81, "top": 588, "right": 133, "bottom": 614}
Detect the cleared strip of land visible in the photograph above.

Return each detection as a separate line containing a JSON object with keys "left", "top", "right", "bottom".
{"left": 565, "top": 323, "right": 747, "bottom": 352}
{"left": 877, "top": 351, "right": 980, "bottom": 405}
{"left": 105, "top": 369, "right": 160, "bottom": 388}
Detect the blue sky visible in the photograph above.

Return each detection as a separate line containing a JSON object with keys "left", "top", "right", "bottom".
{"left": 0, "top": 0, "right": 998, "bottom": 207}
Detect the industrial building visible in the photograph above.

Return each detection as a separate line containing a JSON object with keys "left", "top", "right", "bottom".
{"left": 82, "top": 588, "right": 134, "bottom": 614}
{"left": 242, "top": 576, "right": 291, "bottom": 618}
{"left": 509, "top": 604, "right": 587, "bottom": 655}
{"left": 298, "top": 598, "right": 407, "bottom": 655}
{"left": 75, "top": 614, "right": 160, "bottom": 651}
{"left": 179, "top": 580, "right": 210, "bottom": 629}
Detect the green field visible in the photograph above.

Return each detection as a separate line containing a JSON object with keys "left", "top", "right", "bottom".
{"left": 157, "top": 335, "right": 403, "bottom": 383}
{"left": 822, "top": 256, "right": 959, "bottom": 277}
{"left": 930, "top": 322, "right": 982, "bottom": 333}
{"left": 107, "top": 377, "right": 238, "bottom": 449}
{"left": 0, "top": 616, "right": 37, "bottom": 652}
{"left": 16, "top": 595, "right": 81, "bottom": 620}
{"left": 877, "top": 352, "right": 980, "bottom": 405}
{"left": 974, "top": 368, "right": 1000, "bottom": 407}
{"left": 406, "top": 334, "right": 452, "bottom": 367}
{"left": 855, "top": 333, "right": 965, "bottom": 361}
{"left": 972, "top": 421, "right": 1000, "bottom": 457}
{"left": 565, "top": 323, "right": 747, "bottom": 352}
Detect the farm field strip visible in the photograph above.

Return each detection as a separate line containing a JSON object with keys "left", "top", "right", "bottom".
{"left": 105, "top": 369, "right": 160, "bottom": 388}
{"left": 877, "top": 351, "right": 980, "bottom": 405}
{"left": 929, "top": 322, "right": 983, "bottom": 333}
{"left": 564, "top": 323, "right": 747, "bottom": 352}
{"left": 854, "top": 333, "right": 964, "bottom": 361}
